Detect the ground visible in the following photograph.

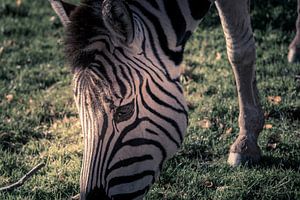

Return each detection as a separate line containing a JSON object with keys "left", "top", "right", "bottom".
{"left": 0, "top": 0, "right": 299, "bottom": 199}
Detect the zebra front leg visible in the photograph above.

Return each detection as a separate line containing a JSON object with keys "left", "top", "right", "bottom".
{"left": 288, "top": 0, "right": 300, "bottom": 63}
{"left": 215, "top": 0, "right": 264, "bottom": 166}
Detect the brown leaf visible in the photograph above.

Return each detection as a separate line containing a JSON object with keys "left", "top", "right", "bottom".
{"left": 266, "top": 133, "right": 281, "bottom": 151}
{"left": 204, "top": 180, "right": 214, "bottom": 188}
{"left": 264, "top": 124, "right": 273, "bottom": 129}
{"left": 216, "top": 52, "right": 222, "bottom": 60}
{"left": 4, "top": 40, "right": 15, "bottom": 47}
{"left": 268, "top": 96, "right": 282, "bottom": 105}
{"left": 5, "top": 118, "right": 11, "bottom": 123}
{"left": 220, "top": 127, "right": 233, "bottom": 140}
{"left": 219, "top": 122, "right": 224, "bottom": 129}
{"left": 266, "top": 143, "right": 277, "bottom": 150}
{"left": 16, "top": 0, "right": 22, "bottom": 7}
{"left": 198, "top": 119, "right": 211, "bottom": 129}
{"left": 225, "top": 127, "right": 233, "bottom": 134}
{"left": 0, "top": 47, "right": 4, "bottom": 55}
{"left": 50, "top": 16, "right": 56, "bottom": 22}
{"left": 5, "top": 94, "right": 14, "bottom": 103}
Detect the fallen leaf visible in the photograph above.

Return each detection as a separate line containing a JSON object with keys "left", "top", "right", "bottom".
{"left": 264, "top": 124, "right": 273, "bottom": 129}
{"left": 219, "top": 122, "right": 224, "bottom": 129}
{"left": 52, "top": 122, "right": 58, "bottom": 130}
{"left": 268, "top": 96, "right": 282, "bottom": 105}
{"left": 0, "top": 47, "right": 4, "bottom": 55}
{"left": 198, "top": 119, "right": 211, "bottom": 129}
{"left": 266, "top": 133, "right": 281, "bottom": 151}
{"left": 5, "top": 118, "right": 11, "bottom": 123}
{"left": 266, "top": 143, "right": 277, "bottom": 150}
{"left": 29, "top": 98, "right": 34, "bottom": 104}
{"left": 57, "top": 39, "right": 63, "bottom": 44}
{"left": 50, "top": 16, "right": 56, "bottom": 22}
{"left": 216, "top": 52, "right": 222, "bottom": 60}
{"left": 4, "top": 40, "right": 15, "bottom": 47}
{"left": 25, "top": 109, "right": 31, "bottom": 115}
{"left": 220, "top": 127, "right": 233, "bottom": 139}
{"left": 225, "top": 127, "right": 232, "bottom": 134}
{"left": 16, "top": 0, "right": 22, "bottom": 7}
{"left": 204, "top": 180, "right": 214, "bottom": 188}
{"left": 5, "top": 94, "right": 14, "bottom": 103}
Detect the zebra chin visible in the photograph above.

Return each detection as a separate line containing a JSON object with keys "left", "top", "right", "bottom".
{"left": 80, "top": 151, "right": 160, "bottom": 199}
{"left": 83, "top": 182, "right": 152, "bottom": 200}
{"left": 85, "top": 186, "right": 110, "bottom": 200}
{"left": 79, "top": 129, "right": 178, "bottom": 199}
{"left": 84, "top": 185, "right": 151, "bottom": 200}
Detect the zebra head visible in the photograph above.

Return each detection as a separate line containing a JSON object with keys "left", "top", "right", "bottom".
{"left": 50, "top": 0, "right": 188, "bottom": 199}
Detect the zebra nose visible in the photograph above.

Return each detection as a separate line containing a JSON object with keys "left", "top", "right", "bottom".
{"left": 85, "top": 186, "right": 110, "bottom": 200}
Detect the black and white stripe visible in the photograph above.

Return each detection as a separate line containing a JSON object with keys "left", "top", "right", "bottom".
{"left": 63, "top": 0, "right": 211, "bottom": 199}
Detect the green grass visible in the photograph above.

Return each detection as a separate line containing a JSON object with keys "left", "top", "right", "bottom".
{"left": 0, "top": 0, "right": 299, "bottom": 199}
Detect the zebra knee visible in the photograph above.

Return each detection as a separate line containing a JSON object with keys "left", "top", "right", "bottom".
{"left": 228, "top": 41, "right": 256, "bottom": 69}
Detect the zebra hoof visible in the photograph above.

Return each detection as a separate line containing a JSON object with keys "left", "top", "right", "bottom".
{"left": 288, "top": 48, "right": 300, "bottom": 63}
{"left": 227, "top": 135, "right": 261, "bottom": 167}
{"left": 227, "top": 152, "right": 261, "bottom": 167}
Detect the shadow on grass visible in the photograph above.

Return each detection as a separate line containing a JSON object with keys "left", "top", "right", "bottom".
{"left": 0, "top": 105, "right": 76, "bottom": 152}
{"left": 259, "top": 155, "right": 300, "bottom": 172}
{"left": 201, "top": 0, "right": 297, "bottom": 32}
{"left": 177, "top": 141, "right": 215, "bottom": 162}
{"left": 0, "top": 3, "right": 30, "bottom": 18}
{"left": 0, "top": 129, "right": 44, "bottom": 152}
{"left": 267, "top": 106, "right": 300, "bottom": 121}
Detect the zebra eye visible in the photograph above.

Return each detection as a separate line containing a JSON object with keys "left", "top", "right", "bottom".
{"left": 113, "top": 100, "right": 135, "bottom": 123}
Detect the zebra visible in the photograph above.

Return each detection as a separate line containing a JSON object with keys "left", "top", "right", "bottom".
{"left": 49, "top": 0, "right": 264, "bottom": 199}
{"left": 288, "top": 0, "right": 300, "bottom": 63}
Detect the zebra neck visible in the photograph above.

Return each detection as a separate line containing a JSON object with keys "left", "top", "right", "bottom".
{"left": 129, "top": 0, "right": 212, "bottom": 79}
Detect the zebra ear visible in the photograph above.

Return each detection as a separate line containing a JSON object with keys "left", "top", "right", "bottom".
{"left": 49, "top": 0, "right": 77, "bottom": 27}
{"left": 102, "top": 0, "right": 134, "bottom": 44}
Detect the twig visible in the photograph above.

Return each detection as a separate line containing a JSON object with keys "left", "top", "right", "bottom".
{"left": 70, "top": 193, "right": 80, "bottom": 200}
{"left": 0, "top": 163, "right": 45, "bottom": 192}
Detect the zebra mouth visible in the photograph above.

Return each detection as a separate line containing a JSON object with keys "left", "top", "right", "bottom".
{"left": 86, "top": 186, "right": 110, "bottom": 200}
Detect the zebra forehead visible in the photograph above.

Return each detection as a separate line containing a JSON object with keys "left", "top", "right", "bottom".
{"left": 74, "top": 67, "right": 117, "bottom": 109}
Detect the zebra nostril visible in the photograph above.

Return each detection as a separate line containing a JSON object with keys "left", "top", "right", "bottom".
{"left": 86, "top": 186, "right": 110, "bottom": 200}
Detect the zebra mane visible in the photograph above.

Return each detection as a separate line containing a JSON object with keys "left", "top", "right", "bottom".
{"left": 64, "top": 0, "right": 134, "bottom": 72}
{"left": 64, "top": 0, "right": 105, "bottom": 72}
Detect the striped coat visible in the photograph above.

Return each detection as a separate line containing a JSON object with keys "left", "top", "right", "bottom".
{"left": 49, "top": 0, "right": 265, "bottom": 199}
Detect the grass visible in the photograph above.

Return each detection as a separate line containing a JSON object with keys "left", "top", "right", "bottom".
{"left": 0, "top": 0, "right": 299, "bottom": 199}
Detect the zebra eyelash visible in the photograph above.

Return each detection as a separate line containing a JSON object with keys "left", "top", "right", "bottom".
{"left": 113, "top": 99, "right": 135, "bottom": 123}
